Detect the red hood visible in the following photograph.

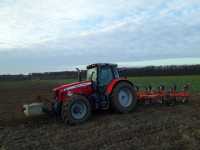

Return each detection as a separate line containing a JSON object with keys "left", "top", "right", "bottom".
{"left": 53, "top": 80, "right": 92, "bottom": 92}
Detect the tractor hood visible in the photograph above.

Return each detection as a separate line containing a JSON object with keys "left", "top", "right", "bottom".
{"left": 53, "top": 81, "right": 92, "bottom": 92}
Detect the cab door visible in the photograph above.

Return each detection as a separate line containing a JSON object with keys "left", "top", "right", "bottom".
{"left": 98, "top": 66, "right": 114, "bottom": 94}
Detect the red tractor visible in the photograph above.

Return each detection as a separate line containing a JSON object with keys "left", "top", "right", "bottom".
{"left": 52, "top": 63, "right": 137, "bottom": 124}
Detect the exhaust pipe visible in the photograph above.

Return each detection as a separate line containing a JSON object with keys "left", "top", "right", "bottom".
{"left": 76, "top": 68, "right": 82, "bottom": 81}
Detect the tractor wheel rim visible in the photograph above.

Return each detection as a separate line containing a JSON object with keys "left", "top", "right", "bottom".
{"left": 71, "top": 102, "right": 87, "bottom": 120}
{"left": 118, "top": 88, "right": 133, "bottom": 107}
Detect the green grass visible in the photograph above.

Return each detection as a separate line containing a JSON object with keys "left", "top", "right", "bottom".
{"left": 0, "top": 75, "right": 199, "bottom": 93}
{"left": 128, "top": 75, "right": 200, "bottom": 93}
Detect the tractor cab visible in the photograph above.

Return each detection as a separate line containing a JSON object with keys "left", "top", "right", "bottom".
{"left": 86, "top": 63, "right": 119, "bottom": 93}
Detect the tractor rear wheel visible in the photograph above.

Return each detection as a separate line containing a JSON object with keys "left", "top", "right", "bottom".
{"left": 111, "top": 82, "right": 137, "bottom": 113}
{"left": 61, "top": 95, "right": 91, "bottom": 125}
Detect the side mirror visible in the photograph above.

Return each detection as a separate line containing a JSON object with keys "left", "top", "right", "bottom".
{"left": 76, "top": 68, "right": 82, "bottom": 81}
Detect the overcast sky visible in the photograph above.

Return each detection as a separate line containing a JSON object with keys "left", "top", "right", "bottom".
{"left": 0, "top": 0, "right": 200, "bottom": 74}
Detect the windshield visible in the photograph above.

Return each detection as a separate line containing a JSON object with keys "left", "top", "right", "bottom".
{"left": 86, "top": 67, "right": 97, "bottom": 81}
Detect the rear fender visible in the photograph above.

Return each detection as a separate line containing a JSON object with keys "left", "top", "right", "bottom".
{"left": 106, "top": 78, "right": 134, "bottom": 96}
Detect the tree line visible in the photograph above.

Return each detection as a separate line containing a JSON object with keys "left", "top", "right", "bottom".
{"left": 119, "top": 64, "right": 200, "bottom": 77}
{"left": 0, "top": 64, "right": 200, "bottom": 81}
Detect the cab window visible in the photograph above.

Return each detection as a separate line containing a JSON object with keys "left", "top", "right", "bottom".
{"left": 86, "top": 68, "right": 97, "bottom": 81}
{"left": 99, "top": 67, "right": 114, "bottom": 86}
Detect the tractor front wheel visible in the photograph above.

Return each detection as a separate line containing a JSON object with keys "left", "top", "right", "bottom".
{"left": 61, "top": 95, "right": 91, "bottom": 125}
{"left": 111, "top": 82, "right": 137, "bottom": 113}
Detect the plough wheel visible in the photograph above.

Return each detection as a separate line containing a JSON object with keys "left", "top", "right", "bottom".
{"left": 181, "top": 97, "right": 189, "bottom": 104}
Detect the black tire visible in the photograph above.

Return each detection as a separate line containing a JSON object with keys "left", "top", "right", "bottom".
{"left": 111, "top": 82, "right": 137, "bottom": 113}
{"left": 61, "top": 95, "right": 91, "bottom": 125}
{"left": 165, "top": 96, "right": 176, "bottom": 106}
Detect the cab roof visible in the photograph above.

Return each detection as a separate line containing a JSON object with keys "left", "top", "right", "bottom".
{"left": 86, "top": 63, "right": 117, "bottom": 69}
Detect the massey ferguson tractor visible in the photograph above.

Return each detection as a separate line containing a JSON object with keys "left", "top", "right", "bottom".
{"left": 52, "top": 63, "right": 137, "bottom": 124}
{"left": 23, "top": 63, "right": 190, "bottom": 125}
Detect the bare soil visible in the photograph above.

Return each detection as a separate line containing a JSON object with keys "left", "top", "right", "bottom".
{"left": 0, "top": 84, "right": 200, "bottom": 150}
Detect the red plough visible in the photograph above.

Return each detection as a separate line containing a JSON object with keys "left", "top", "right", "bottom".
{"left": 136, "top": 84, "right": 190, "bottom": 105}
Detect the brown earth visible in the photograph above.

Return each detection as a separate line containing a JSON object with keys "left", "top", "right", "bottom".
{"left": 0, "top": 83, "right": 200, "bottom": 150}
